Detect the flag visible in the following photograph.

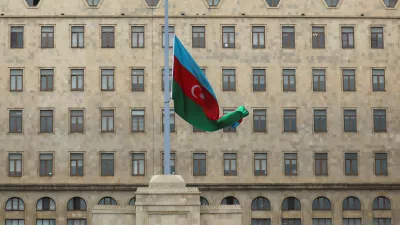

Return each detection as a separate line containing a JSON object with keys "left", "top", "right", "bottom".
{"left": 172, "top": 35, "right": 249, "bottom": 132}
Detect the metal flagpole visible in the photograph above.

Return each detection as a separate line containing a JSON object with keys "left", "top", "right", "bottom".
{"left": 163, "top": 0, "right": 171, "bottom": 175}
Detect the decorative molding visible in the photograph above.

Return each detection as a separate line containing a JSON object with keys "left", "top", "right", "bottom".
{"left": 93, "top": 205, "right": 136, "bottom": 211}
{"left": 136, "top": 187, "right": 199, "bottom": 193}
{"left": 200, "top": 205, "right": 241, "bottom": 210}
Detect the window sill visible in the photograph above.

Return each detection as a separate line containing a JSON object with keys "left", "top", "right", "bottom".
{"left": 69, "top": 132, "right": 85, "bottom": 135}
{"left": 71, "top": 89, "right": 84, "bottom": 92}
{"left": 38, "top": 132, "right": 54, "bottom": 134}
{"left": 8, "top": 132, "right": 23, "bottom": 135}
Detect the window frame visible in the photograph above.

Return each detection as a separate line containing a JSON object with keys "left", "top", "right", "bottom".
{"left": 373, "top": 109, "right": 387, "bottom": 132}
{"left": 71, "top": 26, "right": 85, "bottom": 48}
{"left": 132, "top": 153, "right": 146, "bottom": 176}
{"left": 222, "top": 26, "right": 235, "bottom": 48}
{"left": 101, "top": 153, "right": 115, "bottom": 176}
{"left": 342, "top": 69, "right": 356, "bottom": 91}
{"left": 283, "top": 109, "right": 297, "bottom": 132}
{"left": 313, "top": 109, "right": 327, "bottom": 133}
{"left": 254, "top": 153, "right": 267, "bottom": 176}
{"left": 10, "top": 26, "right": 24, "bottom": 49}
{"left": 222, "top": 69, "right": 236, "bottom": 91}
{"left": 162, "top": 26, "right": 175, "bottom": 48}
{"left": 284, "top": 153, "right": 298, "bottom": 176}
{"left": 343, "top": 109, "right": 357, "bottom": 132}
{"left": 8, "top": 153, "right": 22, "bottom": 177}
{"left": 371, "top": 27, "right": 384, "bottom": 49}
{"left": 101, "top": 109, "right": 115, "bottom": 133}
{"left": 101, "top": 69, "right": 115, "bottom": 91}
{"left": 9, "top": 110, "right": 23, "bottom": 133}
{"left": 282, "top": 26, "right": 295, "bottom": 49}
{"left": 314, "top": 153, "right": 328, "bottom": 176}
{"left": 253, "top": 69, "right": 266, "bottom": 92}
{"left": 70, "top": 110, "right": 84, "bottom": 133}
{"left": 162, "top": 152, "right": 176, "bottom": 174}
{"left": 70, "top": 153, "right": 84, "bottom": 177}
{"left": 5, "top": 197, "right": 25, "bottom": 211}
{"left": 131, "top": 26, "right": 145, "bottom": 48}
{"left": 39, "top": 110, "right": 54, "bottom": 133}
{"left": 345, "top": 153, "right": 358, "bottom": 176}
{"left": 101, "top": 26, "right": 115, "bottom": 48}
{"left": 312, "top": 69, "right": 326, "bottom": 92}
{"left": 131, "top": 109, "right": 145, "bottom": 132}
{"left": 252, "top": 26, "right": 265, "bottom": 49}
{"left": 39, "top": 153, "right": 54, "bottom": 177}
{"left": 192, "top": 26, "right": 206, "bottom": 48}
{"left": 131, "top": 69, "right": 145, "bottom": 91}
{"left": 223, "top": 153, "right": 237, "bottom": 176}
{"left": 10, "top": 69, "right": 23, "bottom": 92}
{"left": 374, "top": 153, "right": 388, "bottom": 176}
{"left": 283, "top": 69, "right": 296, "bottom": 92}
{"left": 193, "top": 153, "right": 207, "bottom": 176}
{"left": 312, "top": 26, "right": 325, "bottom": 49}
{"left": 40, "top": 26, "right": 55, "bottom": 48}
{"left": 341, "top": 26, "right": 355, "bottom": 49}
{"left": 40, "top": 69, "right": 54, "bottom": 91}
{"left": 162, "top": 108, "right": 175, "bottom": 133}
{"left": 71, "top": 69, "right": 84, "bottom": 91}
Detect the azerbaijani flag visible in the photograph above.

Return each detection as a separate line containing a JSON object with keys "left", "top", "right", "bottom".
{"left": 172, "top": 35, "right": 249, "bottom": 132}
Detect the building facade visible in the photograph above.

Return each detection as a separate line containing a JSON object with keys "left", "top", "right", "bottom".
{"left": 0, "top": 0, "right": 400, "bottom": 224}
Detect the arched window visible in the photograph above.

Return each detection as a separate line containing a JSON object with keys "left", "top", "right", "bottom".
{"left": 342, "top": 196, "right": 361, "bottom": 210}
{"left": 37, "top": 197, "right": 56, "bottom": 211}
{"left": 251, "top": 197, "right": 270, "bottom": 210}
{"left": 128, "top": 197, "right": 135, "bottom": 206}
{"left": 67, "top": 197, "right": 87, "bottom": 211}
{"left": 312, "top": 197, "right": 331, "bottom": 210}
{"left": 282, "top": 197, "right": 301, "bottom": 211}
{"left": 373, "top": 196, "right": 391, "bottom": 210}
{"left": 5, "top": 197, "right": 24, "bottom": 211}
{"left": 98, "top": 197, "right": 117, "bottom": 205}
{"left": 200, "top": 197, "right": 209, "bottom": 205}
{"left": 221, "top": 196, "right": 240, "bottom": 205}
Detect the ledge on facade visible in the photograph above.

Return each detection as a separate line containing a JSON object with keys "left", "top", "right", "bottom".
{"left": 92, "top": 205, "right": 136, "bottom": 214}
{"left": 200, "top": 205, "right": 242, "bottom": 214}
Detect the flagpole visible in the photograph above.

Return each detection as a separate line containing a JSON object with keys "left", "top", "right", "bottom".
{"left": 163, "top": 0, "right": 171, "bottom": 175}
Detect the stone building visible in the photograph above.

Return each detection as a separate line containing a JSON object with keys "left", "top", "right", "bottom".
{"left": 0, "top": 0, "right": 399, "bottom": 224}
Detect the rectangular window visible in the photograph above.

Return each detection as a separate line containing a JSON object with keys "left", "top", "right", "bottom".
{"left": 372, "top": 69, "right": 385, "bottom": 91}
{"left": 162, "top": 69, "right": 172, "bottom": 92}
{"left": 222, "top": 26, "right": 235, "bottom": 48}
{"left": 70, "top": 153, "right": 83, "bottom": 176}
{"left": 343, "top": 69, "right": 356, "bottom": 91}
{"left": 40, "top": 110, "right": 53, "bottom": 133}
{"left": 101, "top": 110, "right": 114, "bottom": 132}
{"left": 284, "top": 153, "right": 297, "bottom": 175}
{"left": 283, "top": 69, "right": 296, "bottom": 91}
{"left": 223, "top": 109, "right": 236, "bottom": 132}
{"left": 224, "top": 153, "right": 237, "bottom": 176}
{"left": 36, "top": 219, "right": 56, "bottom": 225}
{"left": 284, "top": 109, "right": 297, "bottom": 132}
{"left": 342, "top": 27, "right": 355, "bottom": 48}
{"left": 313, "top": 69, "right": 326, "bottom": 91}
{"left": 162, "top": 26, "right": 174, "bottom": 48}
{"left": 10, "top": 69, "right": 23, "bottom": 91}
{"left": 252, "top": 26, "right": 265, "bottom": 48}
{"left": 11, "top": 26, "right": 24, "bottom": 48}
{"left": 312, "top": 26, "right": 325, "bottom": 48}
{"left": 9, "top": 110, "right": 22, "bottom": 133}
{"left": 254, "top": 153, "right": 267, "bottom": 176}
{"left": 371, "top": 27, "right": 384, "bottom": 49}
{"left": 41, "top": 26, "right": 54, "bottom": 48}
{"left": 253, "top": 109, "right": 267, "bottom": 132}
{"left": 192, "top": 26, "right": 205, "bottom": 48}
{"left": 373, "top": 218, "right": 391, "bottom": 225}
{"left": 101, "top": 153, "right": 114, "bottom": 176}
{"left": 6, "top": 220, "right": 24, "bottom": 225}
{"left": 222, "top": 69, "right": 236, "bottom": 91}
{"left": 193, "top": 153, "right": 206, "bottom": 176}
{"left": 345, "top": 153, "right": 358, "bottom": 175}
{"left": 251, "top": 219, "right": 271, "bottom": 225}
{"left": 9, "top": 153, "right": 22, "bottom": 177}
{"left": 71, "top": 69, "right": 84, "bottom": 91}
{"left": 253, "top": 69, "right": 266, "bottom": 91}
{"left": 312, "top": 219, "right": 332, "bottom": 225}
{"left": 132, "top": 69, "right": 144, "bottom": 91}
{"left": 162, "top": 153, "right": 176, "bottom": 174}
{"left": 162, "top": 109, "right": 175, "bottom": 132}
{"left": 67, "top": 220, "right": 86, "bottom": 225}
{"left": 373, "top": 109, "right": 387, "bottom": 132}
{"left": 343, "top": 219, "right": 361, "bottom": 225}
{"left": 70, "top": 110, "right": 84, "bottom": 133}
{"left": 101, "top": 69, "right": 114, "bottom": 91}
{"left": 282, "top": 219, "right": 301, "bottom": 225}
{"left": 71, "top": 26, "right": 84, "bottom": 48}
{"left": 315, "top": 153, "right": 328, "bottom": 176}
{"left": 282, "top": 26, "right": 295, "bottom": 48}
{"left": 132, "top": 109, "right": 145, "bottom": 132}
{"left": 314, "top": 109, "right": 327, "bottom": 132}
{"left": 344, "top": 110, "right": 357, "bottom": 132}
{"left": 101, "top": 26, "right": 115, "bottom": 48}
{"left": 131, "top": 26, "right": 144, "bottom": 48}
{"left": 132, "top": 153, "right": 145, "bottom": 176}
{"left": 375, "top": 153, "right": 388, "bottom": 176}
{"left": 40, "top": 69, "right": 54, "bottom": 91}
{"left": 39, "top": 153, "right": 53, "bottom": 177}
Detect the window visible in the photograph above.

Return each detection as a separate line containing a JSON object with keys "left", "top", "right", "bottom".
{"left": 283, "top": 109, "right": 297, "bottom": 132}
{"left": 145, "top": 0, "right": 159, "bottom": 6}
{"left": 207, "top": 0, "right": 220, "bottom": 6}
{"left": 132, "top": 109, "right": 145, "bottom": 132}
{"left": 342, "top": 197, "right": 361, "bottom": 210}
{"left": 281, "top": 219, "right": 301, "bottom": 225}
{"left": 345, "top": 153, "right": 358, "bottom": 175}
{"left": 36, "top": 220, "right": 55, "bottom": 225}
{"left": 372, "top": 69, "right": 385, "bottom": 91}
{"left": 41, "top": 26, "right": 54, "bottom": 48}
{"left": 161, "top": 69, "right": 172, "bottom": 92}
{"left": 343, "top": 219, "right": 361, "bottom": 225}
{"left": 36, "top": 197, "right": 56, "bottom": 211}
{"left": 373, "top": 218, "right": 391, "bottom": 225}
{"left": 40, "top": 110, "right": 53, "bottom": 133}
{"left": 266, "top": 0, "right": 280, "bottom": 6}
{"left": 67, "top": 220, "right": 86, "bottom": 225}
{"left": 223, "top": 109, "right": 236, "bottom": 132}
{"left": 342, "top": 27, "right": 354, "bottom": 48}
{"left": 375, "top": 153, "right": 388, "bottom": 176}
{"left": 40, "top": 69, "right": 54, "bottom": 91}
{"left": 67, "top": 197, "right": 86, "bottom": 211}
{"left": 70, "top": 153, "right": 84, "bottom": 176}
{"left": 6, "top": 220, "right": 24, "bottom": 225}
{"left": 315, "top": 153, "right": 328, "bottom": 176}
{"left": 131, "top": 26, "right": 144, "bottom": 48}
{"left": 324, "top": 0, "right": 339, "bottom": 6}
{"left": 25, "top": 0, "right": 41, "bottom": 7}
{"left": 383, "top": 0, "right": 398, "bottom": 7}
{"left": 251, "top": 197, "right": 270, "bottom": 210}
{"left": 343, "top": 69, "right": 356, "bottom": 91}
{"left": 344, "top": 110, "right": 357, "bottom": 132}
{"left": 162, "top": 108, "right": 175, "bottom": 132}
{"left": 254, "top": 153, "right": 267, "bottom": 176}
{"left": 99, "top": 197, "right": 117, "bottom": 205}
{"left": 128, "top": 197, "right": 135, "bottom": 205}
{"left": 252, "top": 26, "right": 265, "bottom": 48}
{"left": 87, "top": 0, "right": 100, "bottom": 6}
{"left": 284, "top": 153, "right": 297, "bottom": 175}
{"left": 253, "top": 109, "right": 267, "bottom": 132}
{"left": 312, "top": 26, "right": 325, "bottom": 48}
{"left": 71, "top": 26, "right": 84, "bottom": 48}
{"left": 373, "top": 109, "right": 387, "bottom": 132}
{"left": 11, "top": 26, "right": 24, "bottom": 48}
{"left": 101, "top": 153, "right": 114, "bottom": 176}
{"left": 283, "top": 69, "right": 296, "bottom": 91}
{"left": 70, "top": 110, "right": 84, "bottom": 133}
{"left": 101, "top": 69, "right": 114, "bottom": 91}
{"left": 39, "top": 153, "right": 53, "bottom": 177}
{"left": 222, "top": 69, "right": 236, "bottom": 91}
{"left": 162, "top": 26, "right": 174, "bottom": 48}
{"left": 221, "top": 196, "right": 239, "bottom": 205}
{"left": 314, "top": 109, "right": 327, "bottom": 132}
{"left": 193, "top": 153, "right": 206, "bottom": 176}
{"left": 222, "top": 26, "right": 235, "bottom": 48}
{"left": 224, "top": 153, "right": 237, "bottom": 176}
{"left": 101, "top": 110, "right": 114, "bottom": 132}
{"left": 282, "top": 197, "right": 301, "bottom": 210}
{"left": 313, "top": 69, "right": 326, "bottom": 91}
{"left": 162, "top": 153, "right": 176, "bottom": 174}
{"left": 282, "top": 26, "right": 295, "bottom": 48}
{"left": 252, "top": 219, "right": 271, "bottom": 225}
{"left": 132, "top": 69, "right": 144, "bottom": 91}
{"left": 192, "top": 26, "right": 205, "bottom": 48}
{"left": 200, "top": 197, "right": 209, "bottom": 205}
{"left": 9, "top": 110, "right": 22, "bottom": 133}
{"left": 132, "top": 153, "right": 145, "bottom": 176}
{"left": 312, "top": 197, "right": 331, "bottom": 210}
{"left": 9, "top": 153, "right": 22, "bottom": 176}
{"left": 312, "top": 219, "right": 331, "bottom": 225}
{"left": 10, "top": 69, "right": 23, "bottom": 91}
{"left": 373, "top": 196, "right": 391, "bottom": 210}
{"left": 253, "top": 69, "right": 266, "bottom": 91}
{"left": 6, "top": 197, "right": 24, "bottom": 211}
{"left": 71, "top": 69, "right": 84, "bottom": 91}
{"left": 101, "top": 26, "right": 115, "bottom": 48}
{"left": 371, "top": 27, "right": 384, "bottom": 49}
